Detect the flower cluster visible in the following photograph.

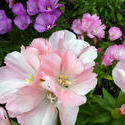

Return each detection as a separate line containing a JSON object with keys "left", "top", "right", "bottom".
{"left": 71, "top": 13, "right": 123, "bottom": 43}
{"left": 0, "top": 10, "right": 12, "bottom": 34}
{"left": 102, "top": 44, "right": 125, "bottom": 66}
{"left": 1, "top": 0, "right": 63, "bottom": 34}
{"left": 0, "top": 30, "right": 97, "bottom": 125}
{"left": 71, "top": 13, "right": 106, "bottom": 42}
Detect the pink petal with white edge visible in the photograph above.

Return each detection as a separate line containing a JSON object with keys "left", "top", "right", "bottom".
{"left": 0, "top": 107, "right": 10, "bottom": 125}
{"left": 6, "top": 85, "right": 42, "bottom": 115}
{"left": 17, "top": 103, "right": 57, "bottom": 125}
{"left": 112, "top": 60, "right": 125, "bottom": 92}
{"left": 58, "top": 105, "right": 79, "bottom": 125}
{"left": 79, "top": 46, "right": 97, "bottom": 67}
{"left": 71, "top": 69, "right": 97, "bottom": 95}
{"left": 5, "top": 52, "right": 35, "bottom": 78}
{"left": 0, "top": 79, "right": 27, "bottom": 104}
{"left": 49, "top": 30, "right": 89, "bottom": 56}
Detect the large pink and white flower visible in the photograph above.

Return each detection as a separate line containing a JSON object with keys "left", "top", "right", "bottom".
{"left": 112, "top": 59, "right": 125, "bottom": 92}
{"left": 0, "top": 107, "right": 10, "bottom": 125}
{"left": 109, "top": 27, "right": 122, "bottom": 41}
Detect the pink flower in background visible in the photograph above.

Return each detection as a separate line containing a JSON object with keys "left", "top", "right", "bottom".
{"left": 12, "top": 3, "right": 26, "bottom": 16}
{"left": 120, "top": 104, "right": 125, "bottom": 115}
{"left": 71, "top": 19, "right": 82, "bottom": 35}
{"left": 27, "top": 0, "right": 39, "bottom": 16}
{"left": 98, "top": 48, "right": 102, "bottom": 53}
{"left": 38, "top": 0, "right": 64, "bottom": 12}
{"left": 14, "top": 15, "right": 32, "bottom": 30}
{"left": 112, "top": 59, "right": 125, "bottom": 92}
{"left": 71, "top": 13, "right": 106, "bottom": 42}
{"left": 34, "top": 9, "right": 61, "bottom": 32}
{"left": 0, "top": 10, "right": 12, "bottom": 34}
{"left": 109, "top": 27, "right": 122, "bottom": 41}
{"left": 102, "top": 44, "right": 125, "bottom": 66}
{"left": 0, "top": 107, "right": 10, "bottom": 125}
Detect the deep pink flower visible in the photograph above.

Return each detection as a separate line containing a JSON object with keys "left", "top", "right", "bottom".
{"left": 34, "top": 9, "right": 61, "bottom": 32}
{"left": 109, "top": 27, "right": 122, "bottom": 41}
{"left": 14, "top": 15, "right": 32, "bottom": 30}
{"left": 38, "top": 0, "right": 64, "bottom": 12}
{"left": 0, "top": 107, "right": 10, "bottom": 125}
{"left": 98, "top": 48, "right": 102, "bottom": 53}
{"left": 12, "top": 3, "right": 26, "bottom": 15}
{"left": 27, "top": 0, "right": 39, "bottom": 16}
{"left": 102, "top": 44, "right": 125, "bottom": 66}
{"left": 120, "top": 104, "right": 125, "bottom": 115}
{"left": 71, "top": 19, "right": 82, "bottom": 35}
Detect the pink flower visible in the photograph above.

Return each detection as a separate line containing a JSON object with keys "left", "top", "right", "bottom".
{"left": 109, "top": 27, "right": 122, "bottom": 41}
{"left": 82, "top": 13, "right": 106, "bottom": 39}
{"left": 71, "top": 19, "right": 82, "bottom": 35}
{"left": 120, "top": 104, "right": 125, "bottom": 115}
{"left": 112, "top": 59, "right": 125, "bottom": 91}
{"left": 0, "top": 107, "right": 10, "bottom": 125}
{"left": 102, "top": 44, "right": 125, "bottom": 66}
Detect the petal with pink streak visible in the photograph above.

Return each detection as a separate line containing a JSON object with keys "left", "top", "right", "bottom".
{"left": 17, "top": 103, "right": 57, "bottom": 125}
{"left": 49, "top": 30, "right": 89, "bottom": 56}
{"left": 71, "top": 69, "right": 97, "bottom": 95}
{"left": 112, "top": 60, "right": 125, "bottom": 92}
{"left": 58, "top": 105, "right": 79, "bottom": 125}
{"left": 40, "top": 53, "right": 61, "bottom": 77}
{"left": 61, "top": 51, "right": 83, "bottom": 77}
{"left": 79, "top": 46, "right": 97, "bottom": 67}
{"left": 5, "top": 52, "right": 35, "bottom": 77}
{"left": 0, "top": 107, "right": 10, "bottom": 125}
{"left": 6, "top": 85, "right": 42, "bottom": 115}
{"left": 0, "top": 79, "right": 27, "bottom": 104}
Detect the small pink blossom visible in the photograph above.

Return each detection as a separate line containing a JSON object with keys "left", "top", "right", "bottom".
{"left": 109, "top": 27, "right": 122, "bottom": 41}
{"left": 102, "top": 44, "right": 125, "bottom": 66}
{"left": 120, "top": 104, "right": 125, "bottom": 115}
{"left": 0, "top": 107, "right": 10, "bottom": 125}
{"left": 71, "top": 19, "right": 82, "bottom": 35}
{"left": 5, "top": 0, "right": 15, "bottom": 8}
{"left": 98, "top": 48, "right": 102, "bottom": 53}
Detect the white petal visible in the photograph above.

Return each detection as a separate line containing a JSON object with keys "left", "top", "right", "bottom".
{"left": 49, "top": 30, "right": 89, "bottom": 55}
{"left": 79, "top": 46, "right": 97, "bottom": 66}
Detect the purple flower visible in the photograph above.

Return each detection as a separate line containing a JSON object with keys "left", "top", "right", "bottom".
{"left": 0, "top": 10, "right": 6, "bottom": 20}
{"left": 38, "top": 0, "right": 64, "bottom": 12}
{"left": 14, "top": 15, "right": 32, "bottom": 30}
{"left": 5, "top": 0, "right": 15, "bottom": 8}
{"left": 0, "top": 18, "right": 12, "bottom": 34}
{"left": 109, "top": 27, "right": 122, "bottom": 41}
{"left": 34, "top": 9, "right": 61, "bottom": 33}
{"left": 12, "top": 3, "right": 26, "bottom": 15}
{"left": 27, "top": 0, "right": 39, "bottom": 16}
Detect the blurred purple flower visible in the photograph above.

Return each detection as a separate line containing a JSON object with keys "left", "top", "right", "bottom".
{"left": 5, "top": 0, "right": 15, "bottom": 8}
{"left": 38, "top": 0, "right": 64, "bottom": 12}
{"left": 0, "top": 10, "right": 6, "bottom": 20}
{"left": 14, "top": 15, "right": 32, "bottom": 30}
{"left": 34, "top": 9, "right": 61, "bottom": 33}
{"left": 27, "top": 0, "right": 39, "bottom": 16}
{"left": 0, "top": 18, "right": 12, "bottom": 34}
{"left": 12, "top": 3, "right": 26, "bottom": 15}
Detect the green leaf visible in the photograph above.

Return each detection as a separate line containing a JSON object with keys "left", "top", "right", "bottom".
{"left": 111, "top": 108, "right": 122, "bottom": 119}
{"left": 90, "top": 112, "right": 111, "bottom": 123}
{"left": 103, "top": 88, "right": 116, "bottom": 107}
{"left": 10, "top": 120, "right": 18, "bottom": 125}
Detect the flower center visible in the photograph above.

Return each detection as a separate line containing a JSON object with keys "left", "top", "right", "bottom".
{"left": 46, "top": 91, "right": 57, "bottom": 104}
{"left": 47, "top": 25, "right": 51, "bottom": 30}
{"left": 26, "top": 73, "right": 36, "bottom": 84}
{"left": 47, "top": 6, "right": 52, "bottom": 10}
{"left": 57, "top": 74, "right": 71, "bottom": 88}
